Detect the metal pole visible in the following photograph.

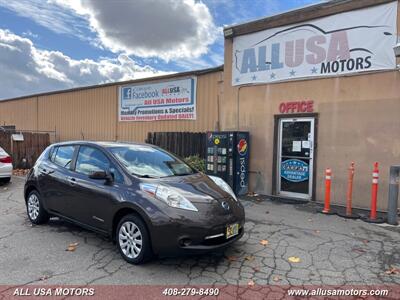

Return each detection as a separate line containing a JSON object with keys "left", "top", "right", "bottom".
{"left": 387, "top": 165, "right": 400, "bottom": 225}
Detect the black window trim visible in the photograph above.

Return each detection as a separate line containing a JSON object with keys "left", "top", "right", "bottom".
{"left": 51, "top": 145, "right": 77, "bottom": 170}
{"left": 71, "top": 145, "right": 125, "bottom": 184}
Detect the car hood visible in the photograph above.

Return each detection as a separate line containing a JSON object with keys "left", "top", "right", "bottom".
{"left": 153, "top": 172, "right": 232, "bottom": 203}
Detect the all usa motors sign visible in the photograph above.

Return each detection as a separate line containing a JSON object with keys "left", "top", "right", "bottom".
{"left": 119, "top": 77, "right": 196, "bottom": 121}
{"left": 232, "top": 2, "right": 397, "bottom": 86}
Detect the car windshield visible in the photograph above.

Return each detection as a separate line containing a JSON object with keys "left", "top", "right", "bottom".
{"left": 108, "top": 144, "right": 196, "bottom": 178}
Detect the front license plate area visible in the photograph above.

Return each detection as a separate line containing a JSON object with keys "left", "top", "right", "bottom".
{"left": 226, "top": 223, "right": 239, "bottom": 239}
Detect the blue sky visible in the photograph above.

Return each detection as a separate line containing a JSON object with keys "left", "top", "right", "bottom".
{"left": 0, "top": 0, "right": 322, "bottom": 99}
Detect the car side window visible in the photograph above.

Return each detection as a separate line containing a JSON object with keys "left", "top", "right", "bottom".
{"left": 53, "top": 146, "right": 75, "bottom": 168}
{"left": 75, "top": 146, "right": 110, "bottom": 176}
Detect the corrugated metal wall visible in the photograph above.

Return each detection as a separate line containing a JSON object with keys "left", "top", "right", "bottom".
{"left": 118, "top": 71, "right": 222, "bottom": 142}
{"left": 0, "top": 70, "right": 223, "bottom": 143}
{"left": 38, "top": 86, "right": 117, "bottom": 141}
{"left": 0, "top": 97, "right": 38, "bottom": 130}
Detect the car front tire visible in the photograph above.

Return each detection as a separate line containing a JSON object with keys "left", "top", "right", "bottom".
{"left": 117, "top": 214, "right": 152, "bottom": 264}
{"left": 26, "top": 190, "right": 49, "bottom": 225}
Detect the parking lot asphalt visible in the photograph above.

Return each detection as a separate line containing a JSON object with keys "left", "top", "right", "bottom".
{"left": 1, "top": 176, "right": 400, "bottom": 286}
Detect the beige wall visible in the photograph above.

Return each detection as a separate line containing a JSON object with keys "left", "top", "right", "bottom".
{"left": 38, "top": 86, "right": 117, "bottom": 141}
{"left": 0, "top": 97, "right": 38, "bottom": 130}
{"left": 222, "top": 20, "right": 400, "bottom": 211}
{"left": 0, "top": 70, "right": 222, "bottom": 144}
{"left": 117, "top": 71, "right": 223, "bottom": 142}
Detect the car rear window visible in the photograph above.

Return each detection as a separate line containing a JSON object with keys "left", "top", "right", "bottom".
{"left": 52, "top": 145, "right": 75, "bottom": 168}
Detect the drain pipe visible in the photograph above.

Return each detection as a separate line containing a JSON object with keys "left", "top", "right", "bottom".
{"left": 236, "top": 86, "right": 242, "bottom": 130}
{"left": 236, "top": 85, "right": 251, "bottom": 130}
{"left": 387, "top": 165, "right": 400, "bottom": 225}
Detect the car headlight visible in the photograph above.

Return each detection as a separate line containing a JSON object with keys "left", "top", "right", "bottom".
{"left": 208, "top": 175, "right": 238, "bottom": 201}
{"left": 140, "top": 184, "right": 198, "bottom": 212}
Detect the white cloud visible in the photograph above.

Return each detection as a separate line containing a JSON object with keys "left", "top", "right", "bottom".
{"left": 0, "top": 29, "right": 167, "bottom": 100}
{"left": 52, "top": 0, "right": 219, "bottom": 60}
{"left": 0, "top": 0, "right": 220, "bottom": 60}
{"left": 0, "top": 0, "right": 85, "bottom": 36}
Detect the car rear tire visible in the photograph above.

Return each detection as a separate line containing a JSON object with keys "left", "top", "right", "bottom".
{"left": 27, "top": 190, "right": 49, "bottom": 225}
{"left": 117, "top": 214, "right": 152, "bottom": 264}
{"left": 0, "top": 177, "right": 10, "bottom": 184}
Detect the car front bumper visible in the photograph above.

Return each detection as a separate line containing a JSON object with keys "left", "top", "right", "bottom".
{"left": 149, "top": 203, "right": 245, "bottom": 256}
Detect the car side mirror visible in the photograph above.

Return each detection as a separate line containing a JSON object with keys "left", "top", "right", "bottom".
{"left": 89, "top": 170, "right": 114, "bottom": 183}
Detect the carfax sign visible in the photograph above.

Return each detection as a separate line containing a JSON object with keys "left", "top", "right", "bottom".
{"left": 119, "top": 77, "right": 196, "bottom": 121}
{"left": 232, "top": 2, "right": 398, "bottom": 86}
{"left": 281, "top": 159, "right": 309, "bottom": 182}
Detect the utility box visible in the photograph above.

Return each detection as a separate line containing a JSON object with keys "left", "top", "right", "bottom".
{"left": 205, "top": 131, "right": 249, "bottom": 196}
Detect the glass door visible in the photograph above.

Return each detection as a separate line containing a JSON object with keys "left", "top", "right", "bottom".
{"left": 277, "top": 118, "right": 314, "bottom": 199}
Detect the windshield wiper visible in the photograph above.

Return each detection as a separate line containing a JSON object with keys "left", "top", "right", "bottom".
{"left": 135, "top": 174, "right": 159, "bottom": 179}
{"left": 161, "top": 173, "right": 194, "bottom": 178}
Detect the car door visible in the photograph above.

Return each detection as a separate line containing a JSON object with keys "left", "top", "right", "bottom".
{"left": 37, "top": 145, "right": 78, "bottom": 214}
{"left": 68, "top": 145, "right": 123, "bottom": 231}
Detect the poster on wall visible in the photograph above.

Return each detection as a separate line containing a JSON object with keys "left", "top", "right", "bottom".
{"left": 119, "top": 77, "right": 196, "bottom": 121}
{"left": 232, "top": 1, "right": 398, "bottom": 86}
{"left": 281, "top": 159, "right": 309, "bottom": 183}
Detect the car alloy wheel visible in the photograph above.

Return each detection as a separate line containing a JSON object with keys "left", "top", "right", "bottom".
{"left": 26, "top": 191, "right": 49, "bottom": 225}
{"left": 119, "top": 221, "right": 143, "bottom": 259}
{"left": 116, "top": 214, "right": 152, "bottom": 264}
{"left": 28, "top": 193, "right": 40, "bottom": 221}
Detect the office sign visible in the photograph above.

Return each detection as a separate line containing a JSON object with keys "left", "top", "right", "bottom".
{"left": 119, "top": 77, "right": 196, "bottom": 121}
{"left": 232, "top": 2, "right": 398, "bottom": 86}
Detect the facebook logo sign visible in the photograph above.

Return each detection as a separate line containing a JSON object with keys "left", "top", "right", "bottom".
{"left": 122, "top": 87, "right": 132, "bottom": 100}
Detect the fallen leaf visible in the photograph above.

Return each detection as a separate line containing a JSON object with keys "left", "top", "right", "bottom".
{"left": 273, "top": 276, "right": 281, "bottom": 282}
{"left": 245, "top": 255, "right": 255, "bottom": 262}
{"left": 66, "top": 242, "right": 79, "bottom": 252}
{"left": 252, "top": 267, "right": 260, "bottom": 272}
{"left": 385, "top": 266, "right": 399, "bottom": 275}
{"left": 288, "top": 256, "right": 301, "bottom": 263}
{"left": 260, "top": 239, "right": 269, "bottom": 246}
{"left": 247, "top": 280, "right": 255, "bottom": 287}
{"left": 226, "top": 255, "right": 237, "bottom": 262}
{"left": 352, "top": 248, "right": 366, "bottom": 254}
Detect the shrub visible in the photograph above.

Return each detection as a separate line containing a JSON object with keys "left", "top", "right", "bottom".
{"left": 184, "top": 155, "right": 206, "bottom": 173}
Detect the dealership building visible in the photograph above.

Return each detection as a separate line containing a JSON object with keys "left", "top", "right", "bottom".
{"left": 0, "top": 0, "right": 399, "bottom": 211}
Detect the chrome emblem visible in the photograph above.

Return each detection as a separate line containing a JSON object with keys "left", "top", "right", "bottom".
{"left": 221, "top": 201, "right": 230, "bottom": 210}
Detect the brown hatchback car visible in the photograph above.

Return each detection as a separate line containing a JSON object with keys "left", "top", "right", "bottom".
{"left": 24, "top": 141, "right": 245, "bottom": 264}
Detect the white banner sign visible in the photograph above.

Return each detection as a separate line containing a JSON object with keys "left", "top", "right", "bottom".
{"left": 119, "top": 77, "right": 196, "bottom": 121}
{"left": 232, "top": 2, "right": 398, "bottom": 86}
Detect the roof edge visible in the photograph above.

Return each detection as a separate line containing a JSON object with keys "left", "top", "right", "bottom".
{"left": 224, "top": 0, "right": 396, "bottom": 38}
{"left": 0, "top": 65, "right": 223, "bottom": 103}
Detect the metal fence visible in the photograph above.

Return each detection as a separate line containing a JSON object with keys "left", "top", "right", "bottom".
{"left": 146, "top": 132, "right": 206, "bottom": 159}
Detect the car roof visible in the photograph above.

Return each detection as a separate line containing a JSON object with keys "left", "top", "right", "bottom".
{"left": 50, "top": 140, "right": 156, "bottom": 148}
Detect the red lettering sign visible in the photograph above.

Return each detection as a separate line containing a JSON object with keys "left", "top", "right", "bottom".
{"left": 279, "top": 100, "right": 314, "bottom": 114}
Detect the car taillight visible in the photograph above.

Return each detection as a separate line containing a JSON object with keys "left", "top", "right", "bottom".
{"left": 0, "top": 156, "right": 12, "bottom": 163}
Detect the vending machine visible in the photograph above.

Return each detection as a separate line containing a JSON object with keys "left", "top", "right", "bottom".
{"left": 205, "top": 131, "right": 250, "bottom": 196}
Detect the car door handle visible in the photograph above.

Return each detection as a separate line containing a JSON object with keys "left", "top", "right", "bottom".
{"left": 67, "top": 177, "right": 76, "bottom": 186}
{"left": 39, "top": 167, "right": 54, "bottom": 175}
